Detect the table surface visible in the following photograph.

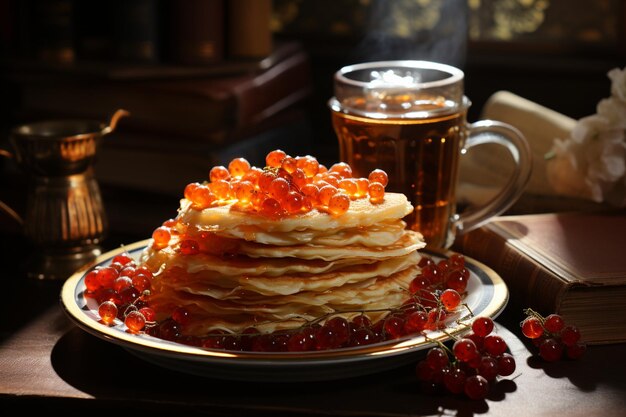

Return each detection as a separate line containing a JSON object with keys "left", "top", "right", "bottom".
{"left": 1, "top": 233, "right": 626, "bottom": 417}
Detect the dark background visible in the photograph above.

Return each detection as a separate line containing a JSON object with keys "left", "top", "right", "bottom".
{"left": 1, "top": 0, "right": 624, "bottom": 252}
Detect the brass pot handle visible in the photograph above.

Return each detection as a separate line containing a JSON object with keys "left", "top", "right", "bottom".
{"left": 0, "top": 149, "right": 23, "bottom": 225}
{"left": 102, "top": 109, "right": 130, "bottom": 135}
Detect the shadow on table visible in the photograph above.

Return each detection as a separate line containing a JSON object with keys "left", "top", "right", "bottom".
{"left": 50, "top": 327, "right": 516, "bottom": 417}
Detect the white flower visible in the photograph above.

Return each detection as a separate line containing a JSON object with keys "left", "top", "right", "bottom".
{"left": 597, "top": 97, "right": 626, "bottom": 129}
{"left": 608, "top": 67, "right": 626, "bottom": 103}
{"left": 546, "top": 66, "right": 626, "bottom": 206}
{"left": 570, "top": 114, "right": 611, "bottom": 144}
{"left": 546, "top": 139, "right": 594, "bottom": 200}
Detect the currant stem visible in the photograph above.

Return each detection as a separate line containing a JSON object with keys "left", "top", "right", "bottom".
{"left": 523, "top": 308, "right": 545, "bottom": 324}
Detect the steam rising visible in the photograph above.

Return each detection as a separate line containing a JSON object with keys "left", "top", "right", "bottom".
{"left": 350, "top": 0, "right": 469, "bottom": 68}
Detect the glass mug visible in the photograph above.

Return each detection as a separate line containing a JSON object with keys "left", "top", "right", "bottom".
{"left": 329, "top": 60, "right": 531, "bottom": 250}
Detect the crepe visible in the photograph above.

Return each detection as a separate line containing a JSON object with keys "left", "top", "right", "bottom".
{"left": 177, "top": 192, "right": 414, "bottom": 234}
{"left": 142, "top": 160, "right": 427, "bottom": 339}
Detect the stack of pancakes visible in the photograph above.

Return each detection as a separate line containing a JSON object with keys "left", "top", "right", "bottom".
{"left": 141, "top": 192, "right": 426, "bottom": 336}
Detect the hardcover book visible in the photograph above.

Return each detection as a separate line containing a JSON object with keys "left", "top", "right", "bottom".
{"left": 453, "top": 210, "right": 626, "bottom": 345}
{"left": 164, "top": 0, "right": 225, "bottom": 64}
{"left": 16, "top": 41, "right": 311, "bottom": 140}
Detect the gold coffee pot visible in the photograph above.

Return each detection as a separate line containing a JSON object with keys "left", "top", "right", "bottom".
{"left": 0, "top": 109, "right": 129, "bottom": 280}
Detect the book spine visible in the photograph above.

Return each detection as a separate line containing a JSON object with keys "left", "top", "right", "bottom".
{"left": 29, "top": 0, "right": 75, "bottom": 64}
{"left": 164, "top": 0, "right": 225, "bottom": 65}
{"left": 453, "top": 226, "right": 570, "bottom": 317}
{"left": 233, "top": 50, "right": 312, "bottom": 127}
{"left": 226, "top": 0, "right": 272, "bottom": 58}
{"left": 74, "top": 0, "right": 113, "bottom": 61}
{"left": 112, "top": 0, "right": 160, "bottom": 63}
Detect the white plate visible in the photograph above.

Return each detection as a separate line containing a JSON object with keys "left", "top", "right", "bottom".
{"left": 61, "top": 240, "right": 509, "bottom": 381}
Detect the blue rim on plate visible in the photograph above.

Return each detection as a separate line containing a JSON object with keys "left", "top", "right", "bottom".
{"left": 60, "top": 240, "right": 508, "bottom": 381}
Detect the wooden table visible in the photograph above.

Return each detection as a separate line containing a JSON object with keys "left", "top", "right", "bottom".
{"left": 1, "top": 234, "right": 625, "bottom": 417}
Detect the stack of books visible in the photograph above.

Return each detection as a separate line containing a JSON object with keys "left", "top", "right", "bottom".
{"left": 12, "top": 41, "right": 313, "bottom": 198}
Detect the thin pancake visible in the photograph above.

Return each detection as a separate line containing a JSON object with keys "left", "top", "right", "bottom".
{"left": 177, "top": 192, "right": 413, "bottom": 233}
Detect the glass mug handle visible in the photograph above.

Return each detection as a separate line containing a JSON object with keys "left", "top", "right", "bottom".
{"left": 454, "top": 120, "right": 532, "bottom": 234}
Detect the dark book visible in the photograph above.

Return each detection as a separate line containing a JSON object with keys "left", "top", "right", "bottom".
{"left": 29, "top": 0, "right": 75, "bottom": 63}
{"left": 17, "top": 42, "right": 312, "bottom": 139}
{"left": 74, "top": 0, "right": 113, "bottom": 61}
{"left": 226, "top": 0, "right": 272, "bottom": 59}
{"left": 452, "top": 211, "right": 626, "bottom": 345}
{"left": 163, "top": 0, "right": 224, "bottom": 65}
{"left": 0, "top": 0, "right": 17, "bottom": 60}
{"left": 112, "top": 0, "right": 160, "bottom": 63}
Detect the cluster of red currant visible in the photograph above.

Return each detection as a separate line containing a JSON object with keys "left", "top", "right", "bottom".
{"left": 415, "top": 316, "right": 516, "bottom": 400}
{"left": 520, "top": 308, "right": 586, "bottom": 361}
{"left": 91, "top": 252, "right": 471, "bottom": 352}
{"left": 85, "top": 251, "right": 156, "bottom": 333}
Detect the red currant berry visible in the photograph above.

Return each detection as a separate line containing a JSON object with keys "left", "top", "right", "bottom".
{"left": 544, "top": 314, "right": 565, "bottom": 333}
{"left": 472, "top": 316, "right": 495, "bottom": 337}
{"left": 421, "top": 264, "right": 443, "bottom": 285}
{"left": 203, "top": 330, "right": 227, "bottom": 349}
{"left": 159, "top": 319, "right": 181, "bottom": 341}
{"left": 453, "top": 338, "right": 479, "bottom": 362}
{"left": 483, "top": 334, "right": 508, "bottom": 356}
{"left": 539, "top": 338, "right": 564, "bottom": 362}
{"left": 119, "top": 286, "right": 140, "bottom": 304}
{"left": 315, "top": 323, "right": 344, "bottom": 350}
{"left": 445, "top": 268, "right": 470, "bottom": 293}
{"left": 560, "top": 325, "right": 581, "bottom": 347}
{"left": 172, "top": 306, "right": 191, "bottom": 325}
{"left": 521, "top": 317, "right": 544, "bottom": 339}
{"left": 497, "top": 352, "right": 516, "bottom": 376}
{"left": 444, "top": 367, "right": 467, "bottom": 394}
{"left": 463, "top": 332, "right": 485, "bottom": 351}
{"left": 440, "top": 288, "right": 462, "bottom": 311}
{"left": 325, "top": 317, "right": 350, "bottom": 346}
{"left": 449, "top": 253, "right": 465, "bottom": 268}
{"left": 125, "top": 310, "right": 146, "bottom": 333}
{"left": 425, "top": 309, "right": 447, "bottom": 330}
{"left": 113, "top": 276, "right": 133, "bottom": 293}
{"left": 464, "top": 374, "right": 489, "bottom": 400}
{"left": 84, "top": 270, "right": 101, "bottom": 292}
{"left": 415, "top": 289, "right": 438, "bottom": 309}
{"left": 351, "top": 314, "right": 372, "bottom": 329}
{"left": 477, "top": 355, "right": 499, "bottom": 381}
{"left": 138, "top": 306, "right": 156, "bottom": 322}
{"left": 383, "top": 315, "right": 406, "bottom": 339}
{"left": 418, "top": 256, "right": 434, "bottom": 268}
{"left": 404, "top": 311, "right": 429, "bottom": 334}
{"left": 565, "top": 342, "right": 587, "bottom": 360}
{"left": 426, "top": 347, "right": 449, "bottom": 370}
{"left": 98, "top": 301, "right": 118, "bottom": 325}
{"left": 409, "top": 275, "right": 431, "bottom": 293}
{"left": 112, "top": 252, "right": 133, "bottom": 265}
{"left": 96, "top": 266, "right": 118, "bottom": 288}
{"left": 349, "top": 327, "right": 376, "bottom": 346}
{"left": 131, "top": 273, "right": 151, "bottom": 292}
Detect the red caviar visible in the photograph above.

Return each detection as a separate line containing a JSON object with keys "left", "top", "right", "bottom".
{"left": 179, "top": 150, "right": 390, "bottom": 219}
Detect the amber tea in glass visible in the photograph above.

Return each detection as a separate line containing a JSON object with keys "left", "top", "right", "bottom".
{"left": 329, "top": 61, "right": 531, "bottom": 249}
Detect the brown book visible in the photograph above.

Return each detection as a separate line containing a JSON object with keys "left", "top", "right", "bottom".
{"left": 111, "top": 0, "right": 160, "bottom": 63}
{"left": 226, "top": 0, "right": 272, "bottom": 59}
{"left": 16, "top": 41, "right": 311, "bottom": 140}
{"left": 29, "top": 0, "right": 75, "bottom": 64}
{"left": 452, "top": 210, "right": 626, "bottom": 345}
{"left": 164, "top": 0, "right": 224, "bottom": 64}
